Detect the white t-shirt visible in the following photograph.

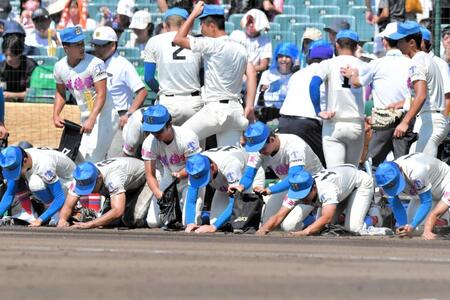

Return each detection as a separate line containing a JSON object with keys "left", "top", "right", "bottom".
{"left": 105, "top": 52, "right": 145, "bottom": 112}
{"left": 25, "top": 30, "right": 57, "bottom": 48}
{"left": 141, "top": 126, "right": 201, "bottom": 173}
{"left": 409, "top": 51, "right": 445, "bottom": 112}
{"left": 54, "top": 54, "right": 113, "bottom": 120}
{"left": 245, "top": 34, "right": 272, "bottom": 66}
{"left": 280, "top": 62, "right": 326, "bottom": 119}
{"left": 189, "top": 35, "right": 248, "bottom": 102}
{"left": 316, "top": 55, "right": 370, "bottom": 120}
{"left": 283, "top": 165, "right": 361, "bottom": 209}
{"left": 430, "top": 52, "right": 450, "bottom": 95}
{"left": 144, "top": 31, "right": 202, "bottom": 95}
{"left": 25, "top": 148, "right": 76, "bottom": 186}
{"left": 246, "top": 134, "right": 324, "bottom": 179}
{"left": 122, "top": 107, "right": 145, "bottom": 157}
{"left": 69, "top": 157, "right": 145, "bottom": 197}
{"left": 394, "top": 153, "right": 450, "bottom": 200}
{"left": 257, "top": 68, "right": 292, "bottom": 109}
{"left": 203, "top": 146, "right": 248, "bottom": 193}
{"left": 363, "top": 49, "right": 411, "bottom": 109}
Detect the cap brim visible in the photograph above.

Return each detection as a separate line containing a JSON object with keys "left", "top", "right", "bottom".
{"left": 91, "top": 39, "right": 111, "bottom": 45}
{"left": 287, "top": 185, "right": 312, "bottom": 200}
{"left": 74, "top": 181, "right": 96, "bottom": 196}
{"left": 245, "top": 139, "right": 267, "bottom": 152}
{"left": 129, "top": 23, "right": 147, "bottom": 30}
{"left": 382, "top": 174, "right": 406, "bottom": 197}
{"left": 141, "top": 122, "right": 165, "bottom": 133}
{"left": 188, "top": 168, "right": 211, "bottom": 188}
{"left": 324, "top": 27, "right": 336, "bottom": 33}
{"left": 64, "top": 34, "right": 85, "bottom": 43}
{"left": 2, "top": 164, "right": 21, "bottom": 181}
{"left": 387, "top": 32, "right": 407, "bottom": 41}
{"left": 198, "top": 13, "right": 222, "bottom": 19}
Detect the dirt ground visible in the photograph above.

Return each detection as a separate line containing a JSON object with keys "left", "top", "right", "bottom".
{"left": 0, "top": 227, "right": 449, "bottom": 300}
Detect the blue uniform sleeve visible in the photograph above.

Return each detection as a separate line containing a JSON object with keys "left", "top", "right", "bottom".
{"left": 309, "top": 76, "right": 323, "bottom": 115}
{"left": 38, "top": 180, "right": 66, "bottom": 223}
{"left": 388, "top": 196, "right": 408, "bottom": 227}
{"left": 240, "top": 166, "right": 257, "bottom": 191}
{"left": 185, "top": 185, "right": 199, "bottom": 225}
{"left": 0, "top": 180, "right": 18, "bottom": 216}
{"left": 212, "top": 196, "right": 235, "bottom": 230}
{"left": 410, "top": 190, "right": 433, "bottom": 228}
{"left": 269, "top": 165, "right": 303, "bottom": 194}
{"left": 0, "top": 87, "right": 4, "bottom": 123}
{"left": 144, "top": 62, "right": 159, "bottom": 93}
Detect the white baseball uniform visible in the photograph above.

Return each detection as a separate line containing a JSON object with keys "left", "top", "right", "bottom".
{"left": 54, "top": 53, "right": 119, "bottom": 163}
{"left": 141, "top": 126, "right": 202, "bottom": 226}
{"left": 392, "top": 153, "right": 450, "bottom": 223}
{"left": 122, "top": 107, "right": 145, "bottom": 157}
{"left": 315, "top": 55, "right": 370, "bottom": 167}
{"left": 245, "top": 34, "right": 272, "bottom": 67}
{"left": 182, "top": 35, "right": 249, "bottom": 147}
{"left": 408, "top": 51, "right": 449, "bottom": 157}
{"left": 144, "top": 31, "right": 203, "bottom": 125}
{"left": 282, "top": 165, "right": 374, "bottom": 232}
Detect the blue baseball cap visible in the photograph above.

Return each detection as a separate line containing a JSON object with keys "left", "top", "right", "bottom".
{"left": 387, "top": 21, "right": 421, "bottom": 41}
{"left": 198, "top": 4, "right": 224, "bottom": 19}
{"left": 73, "top": 162, "right": 99, "bottom": 196}
{"left": 308, "top": 39, "right": 334, "bottom": 59}
{"left": 287, "top": 170, "right": 314, "bottom": 199}
{"left": 336, "top": 29, "right": 359, "bottom": 42}
{"left": 271, "top": 42, "right": 299, "bottom": 70}
{"left": 142, "top": 104, "right": 170, "bottom": 133}
{"left": 0, "top": 146, "right": 24, "bottom": 181}
{"left": 186, "top": 154, "right": 211, "bottom": 188}
{"left": 59, "top": 26, "right": 85, "bottom": 43}
{"left": 164, "top": 7, "right": 189, "bottom": 21}
{"left": 420, "top": 26, "right": 431, "bottom": 41}
{"left": 374, "top": 162, "right": 406, "bottom": 197}
{"left": 244, "top": 121, "right": 270, "bottom": 152}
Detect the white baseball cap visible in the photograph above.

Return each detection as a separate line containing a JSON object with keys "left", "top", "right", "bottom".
{"left": 91, "top": 26, "right": 118, "bottom": 46}
{"left": 378, "top": 22, "right": 398, "bottom": 38}
{"left": 117, "top": 0, "right": 135, "bottom": 18}
{"left": 129, "top": 10, "right": 152, "bottom": 30}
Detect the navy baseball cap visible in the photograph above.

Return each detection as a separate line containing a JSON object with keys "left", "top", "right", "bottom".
{"left": 0, "top": 146, "right": 24, "bottom": 181}
{"left": 164, "top": 7, "right": 189, "bottom": 21}
{"left": 73, "top": 161, "right": 99, "bottom": 196}
{"left": 336, "top": 29, "right": 359, "bottom": 42}
{"left": 3, "top": 20, "right": 25, "bottom": 36}
{"left": 387, "top": 21, "right": 420, "bottom": 41}
{"left": 59, "top": 26, "right": 85, "bottom": 43}
{"left": 288, "top": 170, "right": 314, "bottom": 199}
{"left": 308, "top": 39, "right": 334, "bottom": 59}
{"left": 374, "top": 162, "right": 406, "bottom": 197}
{"left": 198, "top": 4, "right": 224, "bottom": 19}
{"left": 244, "top": 121, "right": 270, "bottom": 152}
{"left": 142, "top": 104, "right": 170, "bottom": 133}
{"left": 186, "top": 154, "right": 211, "bottom": 188}
{"left": 420, "top": 26, "right": 431, "bottom": 41}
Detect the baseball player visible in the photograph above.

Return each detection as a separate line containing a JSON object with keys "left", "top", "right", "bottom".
{"left": 0, "top": 146, "right": 76, "bottom": 226}
{"left": 53, "top": 26, "right": 119, "bottom": 163}
{"left": 140, "top": 104, "right": 202, "bottom": 227}
{"left": 375, "top": 153, "right": 450, "bottom": 238}
{"left": 310, "top": 29, "right": 370, "bottom": 168}
{"left": 173, "top": 2, "right": 257, "bottom": 147}
{"left": 122, "top": 107, "right": 146, "bottom": 157}
{"left": 386, "top": 21, "right": 448, "bottom": 157}
{"left": 91, "top": 26, "right": 148, "bottom": 157}
{"left": 184, "top": 147, "right": 264, "bottom": 233}
{"left": 284, "top": 165, "right": 373, "bottom": 236}
{"left": 57, "top": 157, "right": 151, "bottom": 229}
{"left": 144, "top": 7, "right": 203, "bottom": 126}
{"left": 230, "top": 121, "right": 324, "bottom": 227}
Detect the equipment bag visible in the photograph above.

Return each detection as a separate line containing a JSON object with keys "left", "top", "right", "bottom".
{"left": 230, "top": 192, "right": 264, "bottom": 233}
{"left": 58, "top": 119, "right": 82, "bottom": 161}
{"left": 370, "top": 108, "right": 404, "bottom": 131}
{"left": 157, "top": 179, "right": 184, "bottom": 231}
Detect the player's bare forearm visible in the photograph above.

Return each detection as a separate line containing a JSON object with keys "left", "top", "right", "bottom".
{"left": 444, "top": 96, "right": 450, "bottom": 117}
{"left": 402, "top": 80, "right": 427, "bottom": 125}
{"left": 424, "top": 202, "right": 448, "bottom": 234}
{"left": 145, "top": 160, "right": 162, "bottom": 198}
{"left": 157, "top": 0, "right": 168, "bottom": 12}
{"left": 254, "top": 59, "right": 269, "bottom": 73}
{"left": 58, "top": 194, "right": 78, "bottom": 226}
{"left": 245, "top": 63, "right": 257, "bottom": 121}
{"left": 129, "top": 87, "right": 147, "bottom": 114}
{"left": 302, "top": 215, "right": 331, "bottom": 235}
{"left": 173, "top": 1, "right": 204, "bottom": 49}
{"left": 3, "top": 91, "right": 26, "bottom": 100}
{"left": 90, "top": 194, "right": 126, "bottom": 228}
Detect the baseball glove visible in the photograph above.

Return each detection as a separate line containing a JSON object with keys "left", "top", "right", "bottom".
{"left": 370, "top": 108, "right": 404, "bottom": 130}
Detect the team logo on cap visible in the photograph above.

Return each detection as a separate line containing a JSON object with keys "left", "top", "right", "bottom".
{"left": 291, "top": 183, "right": 300, "bottom": 190}
{"left": 247, "top": 137, "right": 255, "bottom": 144}
{"left": 95, "top": 31, "right": 101, "bottom": 37}
{"left": 75, "top": 26, "right": 82, "bottom": 35}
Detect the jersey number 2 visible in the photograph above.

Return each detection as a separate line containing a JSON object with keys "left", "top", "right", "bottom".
{"left": 171, "top": 42, "right": 186, "bottom": 60}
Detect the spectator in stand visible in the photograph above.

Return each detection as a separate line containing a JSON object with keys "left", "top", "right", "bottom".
{"left": 441, "top": 26, "right": 450, "bottom": 65}
{"left": 0, "top": 34, "right": 37, "bottom": 101}
{"left": 126, "top": 10, "right": 154, "bottom": 55}
{"left": 241, "top": 9, "right": 271, "bottom": 74}
{"left": 57, "top": 0, "right": 96, "bottom": 31}
{"left": 157, "top": 0, "right": 219, "bottom": 13}
{"left": 228, "top": 0, "right": 282, "bottom": 21}
{"left": 19, "top": 0, "right": 40, "bottom": 31}
{"left": 299, "top": 27, "right": 322, "bottom": 69}
{"left": 365, "top": 0, "right": 405, "bottom": 29}
{"left": 0, "top": 0, "right": 16, "bottom": 22}
{"left": 25, "top": 8, "right": 58, "bottom": 48}
{"left": 324, "top": 19, "right": 350, "bottom": 45}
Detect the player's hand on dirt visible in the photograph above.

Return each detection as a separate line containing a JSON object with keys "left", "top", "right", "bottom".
{"left": 81, "top": 116, "right": 96, "bottom": 134}
{"left": 185, "top": 223, "right": 200, "bottom": 232}
{"left": 393, "top": 121, "right": 409, "bottom": 138}
{"left": 318, "top": 111, "right": 335, "bottom": 120}
{"left": 422, "top": 231, "right": 437, "bottom": 240}
{"left": 396, "top": 224, "right": 413, "bottom": 237}
{"left": 119, "top": 115, "right": 129, "bottom": 130}
{"left": 0, "top": 125, "right": 8, "bottom": 139}
{"left": 256, "top": 228, "right": 270, "bottom": 236}
{"left": 53, "top": 115, "right": 65, "bottom": 128}
{"left": 57, "top": 219, "right": 70, "bottom": 228}
{"left": 28, "top": 219, "right": 42, "bottom": 227}
{"left": 195, "top": 224, "right": 217, "bottom": 233}
{"left": 192, "top": 1, "right": 205, "bottom": 17}
{"left": 228, "top": 185, "right": 244, "bottom": 195}
{"left": 253, "top": 186, "right": 271, "bottom": 196}
{"left": 290, "top": 229, "right": 309, "bottom": 237}
{"left": 71, "top": 221, "right": 95, "bottom": 229}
